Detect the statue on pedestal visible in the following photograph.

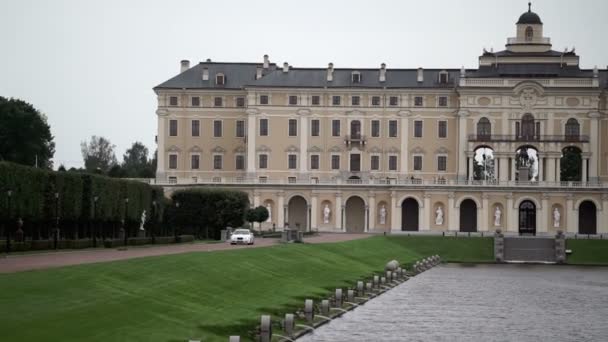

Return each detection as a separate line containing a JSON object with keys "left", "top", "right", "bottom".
{"left": 139, "top": 210, "right": 146, "bottom": 231}
{"left": 265, "top": 203, "right": 272, "bottom": 223}
{"left": 494, "top": 206, "right": 502, "bottom": 227}
{"left": 553, "top": 207, "right": 560, "bottom": 228}
{"left": 435, "top": 206, "right": 444, "bottom": 226}
{"left": 323, "top": 204, "right": 331, "bottom": 224}
{"left": 379, "top": 205, "right": 387, "bottom": 225}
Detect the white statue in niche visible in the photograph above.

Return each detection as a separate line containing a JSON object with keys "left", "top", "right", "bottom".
{"left": 379, "top": 205, "right": 387, "bottom": 225}
{"left": 435, "top": 206, "right": 444, "bottom": 226}
{"left": 265, "top": 203, "right": 272, "bottom": 223}
{"left": 494, "top": 206, "right": 502, "bottom": 227}
{"left": 553, "top": 207, "right": 560, "bottom": 228}
{"left": 323, "top": 204, "right": 331, "bottom": 224}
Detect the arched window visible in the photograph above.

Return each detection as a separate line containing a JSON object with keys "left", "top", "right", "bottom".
{"left": 525, "top": 26, "right": 533, "bottom": 41}
{"left": 477, "top": 117, "right": 491, "bottom": 140}
{"left": 565, "top": 118, "right": 580, "bottom": 141}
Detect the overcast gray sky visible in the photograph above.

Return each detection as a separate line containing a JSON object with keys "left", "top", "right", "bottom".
{"left": 1, "top": 0, "right": 607, "bottom": 169}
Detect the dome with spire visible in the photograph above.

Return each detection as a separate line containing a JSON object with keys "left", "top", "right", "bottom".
{"left": 517, "top": 2, "right": 542, "bottom": 25}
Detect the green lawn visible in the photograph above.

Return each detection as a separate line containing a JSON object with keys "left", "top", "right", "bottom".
{"left": 566, "top": 239, "right": 608, "bottom": 265}
{"left": 0, "top": 236, "right": 493, "bottom": 342}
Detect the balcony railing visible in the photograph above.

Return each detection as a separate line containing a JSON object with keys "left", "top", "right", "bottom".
{"left": 344, "top": 134, "right": 367, "bottom": 147}
{"left": 468, "top": 134, "right": 590, "bottom": 143}
{"left": 507, "top": 37, "right": 551, "bottom": 45}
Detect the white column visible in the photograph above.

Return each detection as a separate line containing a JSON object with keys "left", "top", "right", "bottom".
{"left": 537, "top": 156, "right": 543, "bottom": 182}
{"left": 588, "top": 112, "right": 600, "bottom": 182}
{"left": 448, "top": 194, "right": 457, "bottom": 231}
{"left": 156, "top": 113, "right": 166, "bottom": 179}
{"left": 364, "top": 205, "right": 369, "bottom": 232}
{"left": 556, "top": 157, "right": 562, "bottom": 182}
{"left": 480, "top": 195, "right": 489, "bottom": 232}
{"left": 601, "top": 195, "right": 608, "bottom": 234}
{"left": 246, "top": 112, "right": 257, "bottom": 173}
{"left": 399, "top": 112, "right": 409, "bottom": 174}
{"left": 510, "top": 158, "right": 517, "bottom": 182}
{"left": 539, "top": 195, "right": 549, "bottom": 234}
{"left": 299, "top": 115, "right": 308, "bottom": 173}
{"left": 468, "top": 157, "right": 474, "bottom": 180}
{"left": 422, "top": 194, "right": 431, "bottom": 231}
{"left": 566, "top": 195, "right": 576, "bottom": 233}
{"left": 253, "top": 192, "right": 260, "bottom": 208}
{"left": 391, "top": 191, "right": 400, "bottom": 231}
{"left": 582, "top": 157, "right": 588, "bottom": 183}
{"left": 457, "top": 111, "right": 468, "bottom": 181}
{"left": 277, "top": 193, "right": 285, "bottom": 229}
{"left": 506, "top": 195, "right": 516, "bottom": 233}
{"left": 335, "top": 193, "right": 342, "bottom": 231}
{"left": 546, "top": 157, "right": 556, "bottom": 183}
{"left": 499, "top": 157, "right": 509, "bottom": 183}
{"left": 311, "top": 194, "right": 318, "bottom": 230}
{"left": 368, "top": 195, "right": 376, "bottom": 231}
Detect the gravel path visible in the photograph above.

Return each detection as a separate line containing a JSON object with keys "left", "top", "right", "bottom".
{"left": 0, "top": 233, "right": 370, "bottom": 273}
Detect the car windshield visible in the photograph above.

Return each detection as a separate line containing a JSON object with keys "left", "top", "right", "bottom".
{"left": 233, "top": 230, "right": 250, "bottom": 235}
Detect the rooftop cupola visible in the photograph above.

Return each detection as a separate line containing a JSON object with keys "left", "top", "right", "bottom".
{"left": 506, "top": 2, "right": 551, "bottom": 53}
{"left": 517, "top": 2, "right": 542, "bottom": 25}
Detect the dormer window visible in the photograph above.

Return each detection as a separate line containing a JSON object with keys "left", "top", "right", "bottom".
{"left": 438, "top": 71, "right": 449, "bottom": 84}
{"left": 352, "top": 71, "right": 361, "bottom": 83}
{"left": 216, "top": 73, "right": 225, "bottom": 85}
{"left": 525, "top": 26, "right": 533, "bottom": 41}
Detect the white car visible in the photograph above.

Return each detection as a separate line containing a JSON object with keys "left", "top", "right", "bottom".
{"left": 230, "top": 229, "right": 255, "bottom": 245}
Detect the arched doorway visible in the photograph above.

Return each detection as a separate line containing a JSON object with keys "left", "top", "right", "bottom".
{"left": 578, "top": 201, "right": 597, "bottom": 235}
{"left": 460, "top": 199, "right": 477, "bottom": 232}
{"left": 401, "top": 198, "right": 419, "bottom": 231}
{"left": 560, "top": 146, "right": 582, "bottom": 182}
{"left": 345, "top": 196, "right": 365, "bottom": 233}
{"left": 519, "top": 200, "right": 536, "bottom": 235}
{"left": 288, "top": 196, "right": 308, "bottom": 231}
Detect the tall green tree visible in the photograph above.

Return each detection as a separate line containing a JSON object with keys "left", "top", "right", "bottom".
{"left": 0, "top": 97, "right": 55, "bottom": 168}
{"left": 560, "top": 147, "right": 582, "bottom": 181}
{"left": 122, "top": 142, "right": 152, "bottom": 178}
{"left": 80, "top": 136, "right": 117, "bottom": 173}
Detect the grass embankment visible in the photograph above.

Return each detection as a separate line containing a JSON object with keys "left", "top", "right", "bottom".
{"left": 0, "top": 236, "right": 492, "bottom": 342}
{"left": 566, "top": 239, "right": 608, "bottom": 265}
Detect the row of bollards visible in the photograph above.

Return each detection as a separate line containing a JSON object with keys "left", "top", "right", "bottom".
{"left": 222, "top": 256, "right": 441, "bottom": 342}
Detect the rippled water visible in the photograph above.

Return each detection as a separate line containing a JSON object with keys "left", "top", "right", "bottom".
{"left": 299, "top": 264, "right": 608, "bottom": 342}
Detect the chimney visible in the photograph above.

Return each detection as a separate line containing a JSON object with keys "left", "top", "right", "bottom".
{"left": 206, "top": 58, "right": 212, "bottom": 62}
{"left": 379, "top": 63, "right": 386, "bottom": 82}
{"left": 593, "top": 65, "right": 599, "bottom": 78}
{"left": 327, "top": 62, "right": 334, "bottom": 82}
{"left": 263, "top": 54, "right": 269, "bottom": 69}
{"left": 202, "top": 67, "right": 209, "bottom": 81}
{"left": 180, "top": 60, "right": 190, "bottom": 73}
{"left": 283, "top": 62, "right": 289, "bottom": 73}
{"left": 256, "top": 66, "right": 263, "bottom": 80}
{"left": 417, "top": 68, "right": 424, "bottom": 82}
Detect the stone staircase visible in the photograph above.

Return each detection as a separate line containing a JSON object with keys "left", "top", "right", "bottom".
{"left": 503, "top": 237, "right": 556, "bottom": 263}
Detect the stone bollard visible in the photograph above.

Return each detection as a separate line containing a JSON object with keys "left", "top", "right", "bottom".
{"left": 385, "top": 259, "right": 400, "bottom": 271}
{"left": 394, "top": 267, "right": 401, "bottom": 279}
{"left": 380, "top": 276, "right": 386, "bottom": 285}
{"left": 356, "top": 281, "right": 364, "bottom": 295}
{"left": 386, "top": 270, "right": 393, "bottom": 282}
{"left": 366, "top": 282, "right": 373, "bottom": 292}
{"left": 347, "top": 289, "right": 354, "bottom": 303}
{"left": 321, "top": 299, "right": 330, "bottom": 316}
{"left": 373, "top": 275, "right": 380, "bottom": 288}
{"left": 229, "top": 336, "right": 240, "bottom": 342}
{"left": 494, "top": 229, "right": 505, "bottom": 263}
{"left": 304, "top": 299, "right": 314, "bottom": 323}
{"left": 335, "top": 288, "right": 343, "bottom": 307}
{"left": 555, "top": 230, "right": 566, "bottom": 264}
{"left": 284, "top": 313, "right": 295, "bottom": 338}
{"left": 260, "top": 315, "right": 272, "bottom": 342}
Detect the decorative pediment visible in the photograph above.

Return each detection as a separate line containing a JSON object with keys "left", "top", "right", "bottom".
{"left": 308, "top": 145, "right": 323, "bottom": 153}
{"left": 410, "top": 146, "right": 425, "bottom": 154}
{"left": 345, "top": 109, "right": 365, "bottom": 117}
{"left": 328, "top": 145, "right": 343, "bottom": 153}
{"left": 189, "top": 145, "right": 202, "bottom": 152}
{"left": 435, "top": 146, "right": 450, "bottom": 154}
{"left": 297, "top": 108, "right": 311, "bottom": 116}
{"left": 284, "top": 145, "right": 300, "bottom": 152}
{"left": 385, "top": 146, "right": 400, "bottom": 154}
{"left": 167, "top": 145, "right": 181, "bottom": 152}
{"left": 368, "top": 146, "right": 382, "bottom": 153}
{"left": 257, "top": 144, "right": 272, "bottom": 152}
{"left": 233, "top": 146, "right": 246, "bottom": 153}
{"left": 211, "top": 146, "right": 226, "bottom": 153}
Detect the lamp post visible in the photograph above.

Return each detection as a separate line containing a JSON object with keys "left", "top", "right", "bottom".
{"left": 151, "top": 200, "right": 156, "bottom": 243}
{"left": 6, "top": 190, "right": 12, "bottom": 254}
{"left": 174, "top": 201, "right": 180, "bottom": 243}
{"left": 54, "top": 192, "right": 59, "bottom": 250}
{"left": 93, "top": 196, "right": 98, "bottom": 248}
{"left": 123, "top": 198, "right": 129, "bottom": 247}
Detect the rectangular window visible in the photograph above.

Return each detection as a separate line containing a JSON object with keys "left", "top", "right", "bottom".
{"left": 236, "top": 97, "right": 245, "bottom": 107}
{"left": 288, "top": 154, "right": 297, "bottom": 169}
{"left": 350, "top": 154, "right": 361, "bottom": 172}
{"left": 289, "top": 95, "right": 298, "bottom": 105}
{"left": 371, "top": 155, "right": 380, "bottom": 170}
{"left": 414, "top": 156, "right": 422, "bottom": 171}
{"left": 288, "top": 119, "right": 298, "bottom": 137}
{"left": 331, "top": 155, "right": 340, "bottom": 170}
{"left": 310, "top": 155, "right": 319, "bottom": 170}
{"left": 438, "top": 96, "right": 448, "bottom": 107}
{"left": 288, "top": 177, "right": 297, "bottom": 184}
{"left": 414, "top": 120, "right": 423, "bottom": 138}
{"left": 213, "top": 120, "right": 222, "bottom": 137}
{"left": 351, "top": 96, "right": 360, "bottom": 106}
{"left": 169, "top": 119, "right": 178, "bottom": 137}
{"left": 414, "top": 96, "right": 423, "bottom": 106}
{"left": 332, "top": 95, "right": 341, "bottom": 106}
{"left": 438, "top": 120, "right": 447, "bottom": 138}
{"left": 388, "top": 156, "right": 397, "bottom": 171}
{"left": 191, "top": 155, "right": 200, "bottom": 170}
{"left": 312, "top": 95, "right": 320, "bottom": 105}
{"left": 260, "top": 95, "right": 269, "bottom": 105}
{"left": 437, "top": 156, "right": 447, "bottom": 171}
{"left": 371, "top": 120, "right": 380, "bottom": 137}
{"left": 439, "top": 73, "right": 449, "bottom": 84}
{"left": 191, "top": 97, "right": 200, "bottom": 107}
{"left": 169, "top": 96, "right": 178, "bottom": 106}
{"left": 169, "top": 154, "right": 177, "bottom": 169}
{"left": 214, "top": 97, "right": 223, "bottom": 107}
{"left": 389, "top": 120, "right": 398, "bottom": 138}
{"left": 258, "top": 154, "right": 268, "bottom": 169}
{"left": 236, "top": 120, "right": 245, "bottom": 137}
{"left": 372, "top": 96, "right": 381, "bottom": 106}
{"left": 235, "top": 155, "right": 245, "bottom": 170}
{"left": 332, "top": 120, "right": 340, "bottom": 136}
{"left": 213, "top": 155, "right": 222, "bottom": 170}
{"left": 191, "top": 120, "right": 200, "bottom": 137}
{"left": 311, "top": 119, "right": 320, "bottom": 137}
{"left": 389, "top": 96, "right": 398, "bottom": 106}
{"left": 259, "top": 118, "right": 269, "bottom": 136}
